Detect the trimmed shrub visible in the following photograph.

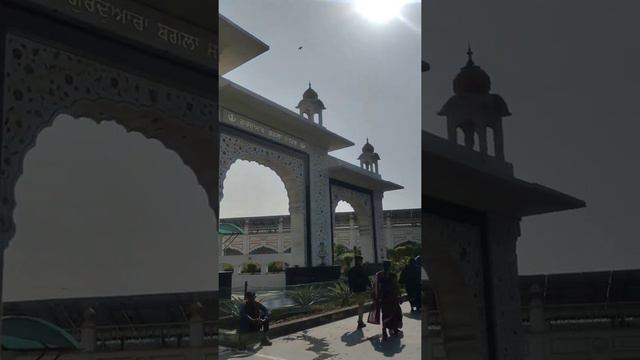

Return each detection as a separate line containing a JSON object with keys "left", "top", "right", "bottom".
{"left": 241, "top": 262, "right": 261, "bottom": 274}
{"left": 222, "top": 263, "right": 234, "bottom": 272}
{"left": 268, "top": 261, "right": 286, "bottom": 273}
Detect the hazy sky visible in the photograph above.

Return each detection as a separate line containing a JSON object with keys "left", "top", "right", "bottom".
{"left": 423, "top": 0, "right": 640, "bottom": 274}
{"left": 220, "top": 0, "right": 421, "bottom": 218}
{"left": 3, "top": 1, "right": 420, "bottom": 301}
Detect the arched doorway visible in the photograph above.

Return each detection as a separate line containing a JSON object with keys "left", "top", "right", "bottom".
{"left": 219, "top": 159, "right": 292, "bottom": 281}
{"left": 0, "top": 34, "right": 220, "bottom": 352}
{"left": 219, "top": 131, "right": 308, "bottom": 267}
{"left": 330, "top": 182, "right": 377, "bottom": 265}
{"left": 4, "top": 116, "right": 217, "bottom": 300}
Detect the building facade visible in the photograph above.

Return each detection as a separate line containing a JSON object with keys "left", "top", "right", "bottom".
{"left": 219, "top": 15, "right": 403, "bottom": 270}
{"left": 220, "top": 208, "right": 421, "bottom": 274}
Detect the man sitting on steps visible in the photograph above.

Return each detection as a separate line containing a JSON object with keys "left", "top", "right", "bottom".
{"left": 239, "top": 291, "right": 272, "bottom": 347}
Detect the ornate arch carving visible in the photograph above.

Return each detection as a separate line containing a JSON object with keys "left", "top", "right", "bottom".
{"left": 423, "top": 213, "right": 488, "bottom": 358}
{"left": 331, "top": 185, "right": 372, "bottom": 227}
{"left": 248, "top": 245, "right": 279, "bottom": 255}
{"left": 331, "top": 184, "right": 375, "bottom": 262}
{"left": 219, "top": 132, "right": 305, "bottom": 211}
{"left": 1, "top": 34, "right": 218, "bottom": 248}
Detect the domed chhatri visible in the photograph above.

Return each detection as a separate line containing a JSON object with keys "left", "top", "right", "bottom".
{"left": 296, "top": 82, "right": 326, "bottom": 126}
{"left": 358, "top": 138, "right": 381, "bottom": 174}
{"left": 362, "top": 140, "right": 375, "bottom": 153}
{"left": 453, "top": 46, "right": 492, "bottom": 95}
{"left": 302, "top": 85, "right": 319, "bottom": 99}
{"left": 438, "top": 46, "right": 511, "bottom": 161}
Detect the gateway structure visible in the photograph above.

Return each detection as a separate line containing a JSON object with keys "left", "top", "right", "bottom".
{"left": 422, "top": 50, "right": 586, "bottom": 360}
{"left": 219, "top": 15, "right": 402, "bottom": 271}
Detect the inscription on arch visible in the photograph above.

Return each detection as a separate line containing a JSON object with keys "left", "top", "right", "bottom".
{"left": 1, "top": 34, "right": 218, "bottom": 248}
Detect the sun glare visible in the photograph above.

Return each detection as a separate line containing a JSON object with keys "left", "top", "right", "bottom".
{"left": 354, "top": 0, "right": 408, "bottom": 24}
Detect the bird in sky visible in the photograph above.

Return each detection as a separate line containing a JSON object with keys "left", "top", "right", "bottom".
{"left": 298, "top": 46, "right": 303, "bottom": 50}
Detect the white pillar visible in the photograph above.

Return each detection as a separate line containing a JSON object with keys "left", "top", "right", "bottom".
{"left": 290, "top": 202, "right": 306, "bottom": 267}
{"left": 372, "top": 191, "right": 386, "bottom": 262}
{"left": 81, "top": 307, "right": 97, "bottom": 352}
{"left": 189, "top": 302, "right": 204, "bottom": 347}
{"left": 485, "top": 214, "right": 525, "bottom": 360}
{"left": 528, "top": 284, "right": 548, "bottom": 360}
{"left": 385, "top": 214, "right": 393, "bottom": 250}
{"left": 0, "top": 249, "right": 4, "bottom": 360}
{"left": 243, "top": 219, "right": 250, "bottom": 255}
{"left": 349, "top": 214, "right": 356, "bottom": 249}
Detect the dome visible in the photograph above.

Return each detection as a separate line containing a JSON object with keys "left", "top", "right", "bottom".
{"left": 362, "top": 139, "right": 374, "bottom": 153}
{"left": 453, "top": 48, "right": 491, "bottom": 95}
{"left": 303, "top": 83, "right": 318, "bottom": 99}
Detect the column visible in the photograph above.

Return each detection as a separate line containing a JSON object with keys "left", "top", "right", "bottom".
{"left": 485, "top": 214, "right": 525, "bottom": 360}
{"left": 359, "top": 214, "right": 375, "bottom": 264}
{"left": 278, "top": 217, "right": 284, "bottom": 253}
{"left": 349, "top": 213, "right": 356, "bottom": 249}
{"left": 289, "top": 202, "right": 306, "bottom": 267}
{"left": 528, "top": 283, "right": 548, "bottom": 360}
{"left": 81, "top": 307, "right": 97, "bottom": 352}
{"left": 494, "top": 120, "right": 505, "bottom": 161}
{"left": 189, "top": 302, "right": 204, "bottom": 347}
{"left": 372, "top": 191, "right": 386, "bottom": 262}
{"left": 477, "top": 125, "right": 488, "bottom": 156}
{"left": 243, "top": 219, "right": 250, "bottom": 255}
{"left": 385, "top": 213, "right": 392, "bottom": 251}
{"left": 0, "top": 249, "right": 4, "bottom": 360}
{"left": 423, "top": 213, "right": 487, "bottom": 360}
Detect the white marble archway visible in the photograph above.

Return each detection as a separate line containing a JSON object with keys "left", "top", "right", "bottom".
{"left": 330, "top": 183, "right": 376, "bottom": 264}
{"left": 219, "top": 132, "right": 307, "bottom": 266}
{"left": 0, "top": 34, "right": 220, "bottom": 354}
{"left": 1, "top": 35, "right": 220, "bottom": 249}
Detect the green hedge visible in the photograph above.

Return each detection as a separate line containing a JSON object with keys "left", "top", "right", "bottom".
{"left": 241, "top": 262, "right": 261, "bottom": 274}
{"left": 268, "top": 261, "right": 286, "bottom": 273}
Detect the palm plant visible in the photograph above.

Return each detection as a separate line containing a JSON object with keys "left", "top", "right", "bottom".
{"left": 286, "top": 286, "right": 325, "bottom": 310}
{"left": 220, "top": 295, "right": 244, "bottom": 318}
{"left": 328, "top": 281, "right": 353, "bottom": 306}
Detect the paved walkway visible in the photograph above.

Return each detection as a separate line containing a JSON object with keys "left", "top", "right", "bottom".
{"left": 220, "top": 302, "right": 421, "bottom": 360}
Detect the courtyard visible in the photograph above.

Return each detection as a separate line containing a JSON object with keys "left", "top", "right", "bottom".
{"left": 220, "top": 302, "right": 420, "bottom": 360}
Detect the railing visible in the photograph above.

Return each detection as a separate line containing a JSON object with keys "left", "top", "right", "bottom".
{"left": 66, "top": 321, "right": 218, "bottom": 351}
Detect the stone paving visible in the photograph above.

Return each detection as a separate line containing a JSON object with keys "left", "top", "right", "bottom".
{"left": 220, "top": 302, "right": 421, "bottom": 360}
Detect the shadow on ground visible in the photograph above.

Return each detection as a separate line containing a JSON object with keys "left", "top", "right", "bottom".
{"left": 340, "top": 328, "right": 371, "bottom": 347}
{"left": 282, "top": 330, "right": 337, "bottom": 360}
{"left": 369, "top": 333, "right": 406, "bottom": 357}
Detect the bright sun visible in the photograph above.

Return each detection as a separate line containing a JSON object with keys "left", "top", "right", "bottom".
{"left": 354, "top": 0, "right": 408, "bottom": 24}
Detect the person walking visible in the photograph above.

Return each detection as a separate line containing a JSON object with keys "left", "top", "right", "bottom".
{"left": 370, "top": 260, "right": 403, "bottom": 341}
{"left": 400, "top": 257, "right": 421, "bottom": 312}
{"left": 413, "top": 256, "right": 423, "bottom": 312}
{"left": 347, "top": 255, "right": 371, "bottom": 329}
